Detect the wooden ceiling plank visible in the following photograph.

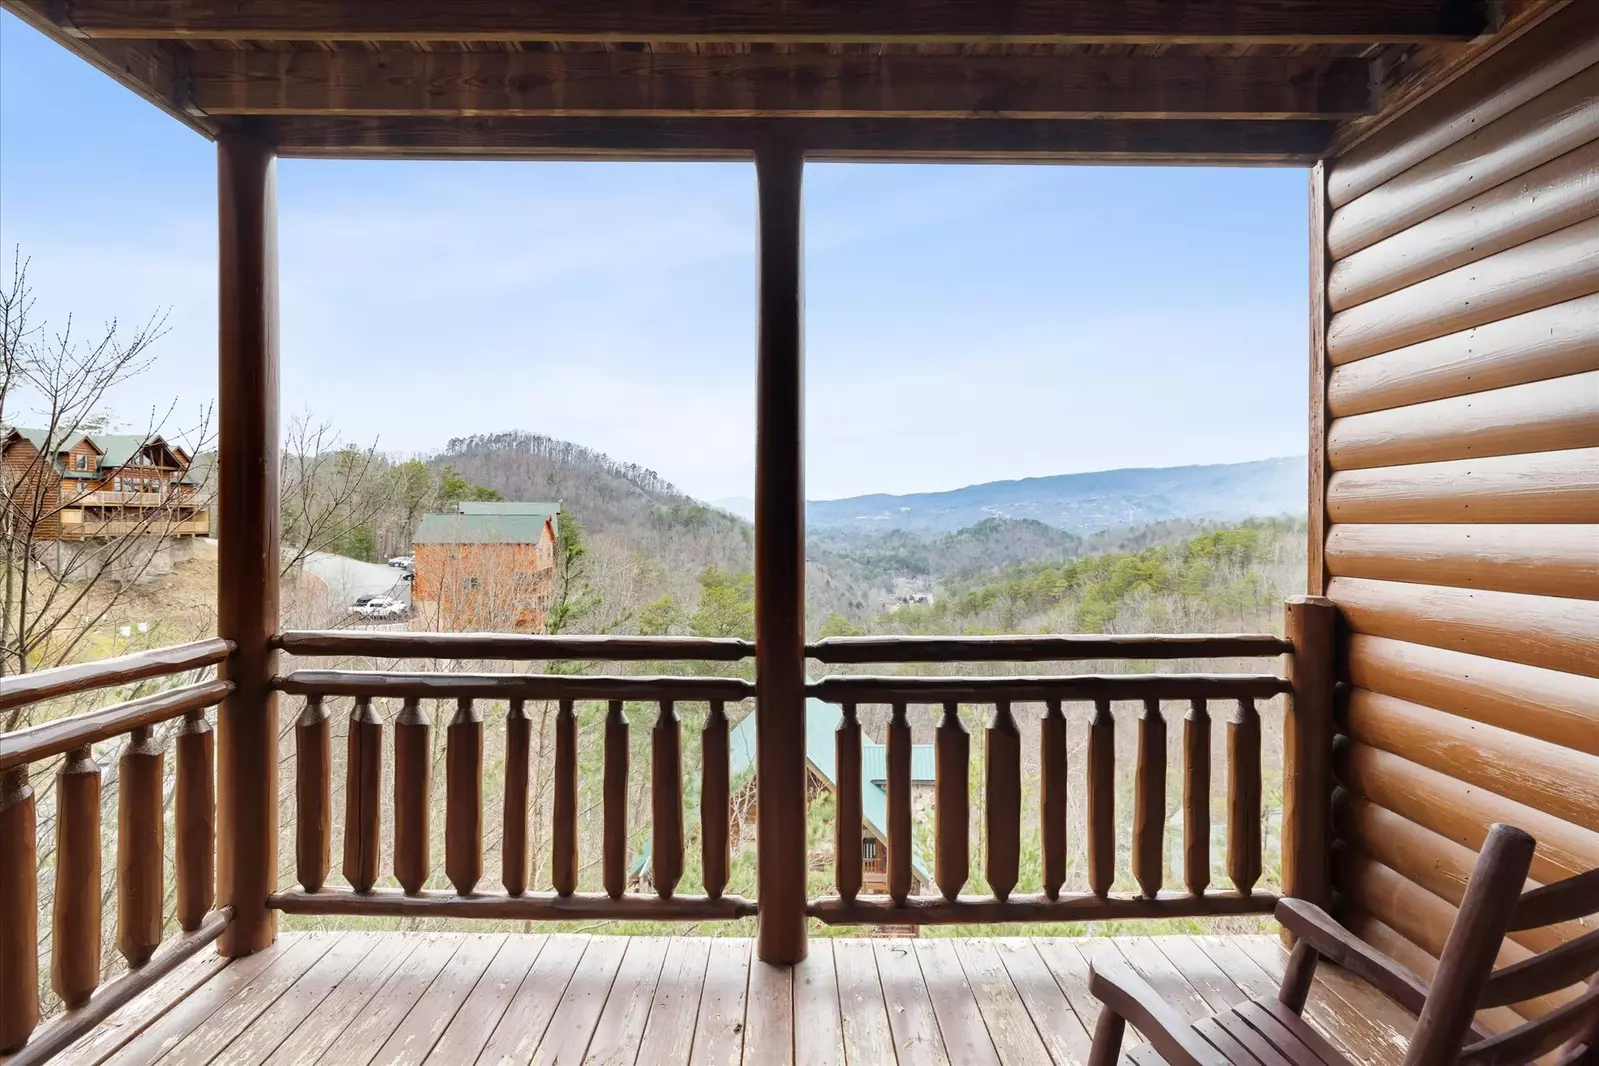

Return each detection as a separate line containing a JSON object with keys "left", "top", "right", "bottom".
{"left": 266, "top": 116, "right": 1336, "bottom": 164}
{"left": 62, "top": 0, "right": 1493, "bottom": 44}
{"left": 188, "top": 51, "right": 1378, "bottom": 120}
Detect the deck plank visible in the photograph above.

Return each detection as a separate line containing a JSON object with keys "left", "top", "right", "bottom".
{"left": 794, "top": 940, "right": 844, "bottom": 1066}
{"left": 208, "top": 932, "right": 383, "bottom": 1066}
{"left": 1151, "top": 937, "right": 1250, "bottom": 1012}
{"left": 953, "top": 939, "right": 1052, "bottom": 1065}
{"left": 913, "top": 939, "right": 1000, "bottom": 1066}
{"left": 474, "top": 933, "right": 591, "bottom": 1066}
{"left": 874, "top": 939, "right": 948, "bottom": 1066}
{"left": 52, "top": 937, "right": 236, "bottom": 1066}
{"left": 1110, "top": 937, "right": 1212, "bottom": 1024}
{"left": 310, "top": 934, "right": 467, "bottom": 1066}
{"left": 742, "top": 956, "right": 794, "bottom": 1065}
{"left": 528, "top": 935, "right": 629, "bottom": 1066}
{"left": 104, "top": 933, "right": 336, "bottom": 1066}
{"left": 421, "top": 935, "right": 546, "bottom": 1066}
{"left": 370, "top": 933, "right": 508, "bottom": 1066}
{"left": 993, "top": 939, "right": 1093, "bottom": 1066}
{"left": 258, "top": 935, "right": 421, "bottom": 1066}
{"left": 832, "top": 940, "right": 897, "bottom": 1066}
{"left": 688, "top": 939, "right": 750, "bottom": 1066}
{"left": 581, "top": 936, "right": 671, "bottom": 1066}
{"left": 635, "top": 937, "right": 714, "bottom": 1066}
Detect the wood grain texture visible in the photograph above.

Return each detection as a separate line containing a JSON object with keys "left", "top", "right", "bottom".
{"left": 688, "top": 937, "right": 750, "bottom": 1065}
{"left": 1326, "top": 216, "right": 1599, "bottom": 364}
{"left": 342, "top": 697, "right": 382, "bottom": 894}
{"left": 934, "top": 702, "right": 970, "bottom": 901}
{"left": 1327, "top": 523, "right": 1599, "bottom": 600}
{"left": 295, "top": 697, "right": 331, "bottom": 893}
{"left": 174, "top": 709, "right": 215, "bottom": 931}
{"left": 0, "top": 766, "right": 38, "bottom": 1053}
{"left": 0, "top": 679, "right": 231, "bottom": 773}
{"left": 117, "top": 725, "right": 165, "bottom": 968}
{"left": 271, "top": 887, "right": 756, "bottom": 921}
{"left": 887, "top": 701, "right": 913, "bottom": 905}
{"left": 277, "top": 629, "right": 751, "bottom": 661}
{"left": 914, "top": 939, "right": 1002, "bottom": 1066}
{"left": 0, "top": 637, "right": 230, "bottom": 712}
{"left": 793, "top": 939, "right": 843, "bottom": 1066}
{"left": 1328, "top": 65, "right": 1599, "bottom": 259}
{"left": 1282, "top": 596, "right": 1336, "bottom": 913}
{"left": 52, "top": 748, "right": 102, "bottom": 1009}
{"left": 280, "top": 669, "right": 753, "bottom": 703}
{"left": 1309, "top": 159, "right": 1332, "bottom": 596}
{"left": 651, "top": 701, "right": 684, "bottom": 899}
{"left": 1227, "top": 701, "right": 1263, "bottom": 896}
{"left": 833, "top": 704, "right": 862, "bottom": 902}
{"left": 1132, "top": 700, "right": 1167, "bottom": 899}
{"left": 832, "top": 941, "right": 895, "bottom": 1066}
{"left": 701, "top": 701, "right": 730, "bottom": 901}
{"left": 445, "top": 698, "right": 483, "bottom": 896}
{"left": 954, "top": 938, "right": 1050, "bottom": 1064}
{"left": 742, "top": 957, "right": 794, "bottom": 1066}
{"left": 1087, "top": 699, "right": 1116, "bottom": 898}
{"left": 1328, "top": 371, "right": 1599, "bottom": 470}
{"left": 472, "top": 934, "right": 587, "bottom": 1064}
{"left": 1040, "top": 700, "right": 1068, "bottom": 901}
{"left": 1184, "top": 700, "right": 1212, "bottom": 896}
{"left": 551, "top": 698, "right": 577, "bottom": 897}
{"left": 1330, "top": 138, "right": 1599, "bottom": 311}
{"left": 191, "top": 50, "right": 1376, "bottom": 120}
{"left": 501, "top": 700, "right": 529, "bottom": 897}
{"left": 635, "top": 937, "right": 711, "bottom": 1066}
{"left": 1328, "top": 293, "right": 1599, "bottom": 414}
{"left": 1335, "top": 738, "right": 1599, "bottom": 883}
{"left": 392, "top": 699, "right": 431, "bottom": 896}
{"left": 1328, "top": 575, "right": 1599, "bottom": 677}
{"left": 985, "top": 702, "right": 1021, "bottom": 902}
{"left": 1344, "top": 633, "right": 1599, "bottom": 755}
{"left": 813, "top": 672, "right": 1290, "bottom": 704}
{"left": 1342, "top": 686, "right": 1599, "bottom": 832}
{"left": 809, "top": 889, "right": 1277, "bottom": 925}
{"left": 812, "top": 631, "right": 1291, "bottom": 663}
{"left": 603, "top": 699, "right": 628, "bottom": 900}
{"left": 1326, "top": 447, "right": 1599, "bottom": 524}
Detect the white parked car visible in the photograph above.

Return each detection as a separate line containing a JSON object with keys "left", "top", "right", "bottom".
{"left": 388, "top": 555, "right": 414, "bottom": 568}
{"left": 351, "top": 595, "right": 406, "bottom": 619}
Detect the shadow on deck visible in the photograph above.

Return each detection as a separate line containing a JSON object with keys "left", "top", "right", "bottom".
{"left": 43, "top": 933, "right": 1411, "bottom": 1066}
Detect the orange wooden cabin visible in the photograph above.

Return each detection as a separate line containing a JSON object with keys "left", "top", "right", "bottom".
{"left": 410, "top": 503, "right": 559, "bottom": 632}
{"left": 1, "top": 2, "right": 1595, "bottom": 1063}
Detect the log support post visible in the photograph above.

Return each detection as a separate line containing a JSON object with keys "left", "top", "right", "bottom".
{"left": 753, "top": 137, "right": 808, "bottom": 965}
{"left": 216, "top": 121, "right": 281, "bottom": 956}
{"left": 1281, "top": 594, "right": 1337, "bottom": 941}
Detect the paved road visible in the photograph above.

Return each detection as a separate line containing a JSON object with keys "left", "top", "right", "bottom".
{"left": 303, "top": 552, "right": 410, "bottom": 607}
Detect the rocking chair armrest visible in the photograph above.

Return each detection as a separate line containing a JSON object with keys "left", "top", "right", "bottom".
{"left": 1276, "top": 898, "right": 1431, "bottom": 1016}
{"left": 1089, "top": 956, "right": 1231, "bottom": 1066}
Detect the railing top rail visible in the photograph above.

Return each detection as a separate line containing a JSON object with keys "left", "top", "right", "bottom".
{"left": 275, "top": 669, "right": 756, "bottom": 702}
{"left": 809, "top": 672, "right": 1291, "bottom": 703}
{"left": 276, "top": 630, "right": 754, "bottom": 661}
{"left": 0, "top": 678, "right": 233, "bottom": 771}
{"left": 0, "top": 637, "right": 233, "bottom": 713}
{"left": 807, "top": 633, "right": 1292, "bottom": 663}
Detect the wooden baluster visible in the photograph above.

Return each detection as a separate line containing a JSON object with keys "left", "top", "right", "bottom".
{"left": 343, "top": 696, "right": 382, "bottom": 893}
{"left": 1183, "top": 698, "right": 1212, "bottom": 896}
{"left": 935, "top": 702, "right": 970, "bottom": 901}
{"left": 446, "top": 698, "right": 484, "bottom": 896}
{"left": 1040, "top": 699, "right": 1067, "bottom": 901}
{"left": 118, "top": 725, "right": 164, "bottom": 967}
{"left": 1087, "top": 699, "right": 1115, "bottom": 899}
{"left": 53, "top": 748, "right": 101, "bottom": 1009}
{"left": 986, "top": 701, "right": 1021, "bottom": 901}
{"left": 394, "top": 698, "right": 431, "bottom": 895}
{"left": 0, "top": 766, "right": 39, "bottom": 1053}
{"left": 1228, "top": 698, "right": 1263, "bottom": 896}
{"left": 603, "top": 699, "right": 628, "bottom": 900}
{"left": 887, "top": 701, "right": 913, "bottom": 904}
{"left": 652, "top": 700, "right": 684, "bottom": 899}
{"left": 296, "top": 696, "right": 331, "bottom": 892}
{"left": 175, "top": 708, "right": 215, "bottom": 930}
{"left": 1133, "top": 699, "right": 1167, "bottom": 899}
{"left": 503, "top": 699, "right": 530, "bottom": 896}
{"left": 834, "top": 703, "right": 862, "bottom": 902}
{"left": 702, "top": 701, "right": 730, "bottom": 900}
{"left": 551, "top": 699, "right": 578, "bottom": 897}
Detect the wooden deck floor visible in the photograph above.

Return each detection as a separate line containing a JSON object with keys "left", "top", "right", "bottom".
{"left": 39, "top": 932, "right": 1417, "bottom": 1066}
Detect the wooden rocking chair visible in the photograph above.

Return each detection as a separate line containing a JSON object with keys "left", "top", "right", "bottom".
{"left": 1086, "top": 824, "right": 1599, "bottom": 1066}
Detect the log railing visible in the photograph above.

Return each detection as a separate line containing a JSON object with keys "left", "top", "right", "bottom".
{"left": 0, "top": 639, "right": 234, "bottom": 1061}
{"left": 804, "top": 627, "right": 1323, "bottom": 927}
{"left": 268, "top": 631, "right": 757, "bottom": 922}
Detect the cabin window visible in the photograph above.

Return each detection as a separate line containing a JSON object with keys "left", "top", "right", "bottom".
{"left": 73, "top": 453, "right": 89, "bottom": 471}
{"left": 463, "top": 576, "right": 481, "bottom": 591}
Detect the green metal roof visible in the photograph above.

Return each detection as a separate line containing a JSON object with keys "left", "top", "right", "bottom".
{"left": 861, "top": 742, "right": 936, "bottom": 786}
{"left": 413, "top": 512, "right": 554, "bottom": 545}
{"left": 457, "top": 501, "right": 559, "bottom": 517}
{"left": 5, "top": 428, "right": 197, "bottom": 483}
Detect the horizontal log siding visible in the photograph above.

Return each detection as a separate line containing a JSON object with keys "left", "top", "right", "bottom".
{"left": 1323, "top": 5, "right": 1599, "bottom": 979}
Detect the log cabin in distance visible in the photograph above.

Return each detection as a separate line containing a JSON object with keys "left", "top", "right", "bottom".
{"left": 1, "top": 2, "right": 1596, "bottom": 1063}
{"left": 411, "top": 501, "right": 559, "bottom": 632}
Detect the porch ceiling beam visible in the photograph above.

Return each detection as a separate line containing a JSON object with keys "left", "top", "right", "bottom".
{"left": 189, "top": 52, "right": 1379, "bottom": 121}
{"left": 58, "top": 0, "right": 1493, "bottom": 43}
{"left": 267, "top": 116, "right": 1338, "bottom": 164}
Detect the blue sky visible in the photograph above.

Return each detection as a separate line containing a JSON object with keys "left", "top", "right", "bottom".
{"left": 1, "top": 12, "right": 1309, "bottom": 502}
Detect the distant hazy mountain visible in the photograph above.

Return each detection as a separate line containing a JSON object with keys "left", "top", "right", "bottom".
{"left": 711, "top": 496, "right": 756, "bottom": 522}
{"left": 805, "top": 457, "right": 1306, "bottom": 535}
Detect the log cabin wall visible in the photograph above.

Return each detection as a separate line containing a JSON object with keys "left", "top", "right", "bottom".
{"left": 1315, "top": 2, "right": 1599, "bottom": 1023}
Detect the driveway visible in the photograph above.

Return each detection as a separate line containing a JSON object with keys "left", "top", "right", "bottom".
{"left": 302, "top": 552, "right": 410, "bottom": 607}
